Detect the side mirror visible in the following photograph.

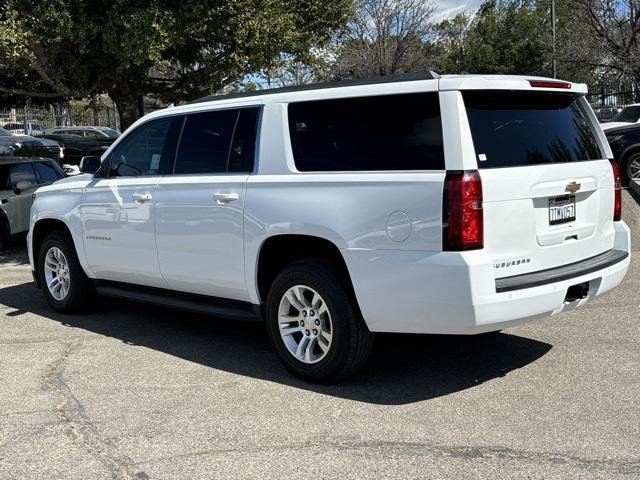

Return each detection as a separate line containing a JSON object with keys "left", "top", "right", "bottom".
{"left": 79, "top": 155, "right": 102, "bottom": 174}
{"left": 14, "top": 180, "right": 33, "bottom": 194}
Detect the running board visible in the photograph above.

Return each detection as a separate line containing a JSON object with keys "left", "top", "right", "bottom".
{"left": 93, "top": 281, "right": 261, "bottom": 322}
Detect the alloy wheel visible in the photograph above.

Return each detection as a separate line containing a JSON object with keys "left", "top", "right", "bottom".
{"left": 628, "top": 157, "right": 640, "bottom": 180}
{"left": 44, "top": 246, "right": 71, "bottom": 301}
{"left": 277, "top": 285, "right": 333, "bottom": 364}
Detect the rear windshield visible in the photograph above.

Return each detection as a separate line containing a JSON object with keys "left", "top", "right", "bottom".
{"left": 463, "top": 91, "right": 602, "bottom": 168}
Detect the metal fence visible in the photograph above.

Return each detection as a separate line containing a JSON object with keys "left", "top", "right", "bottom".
{"left": 587, "top": 83, "right": 640, "bottom": 108}
{"left": 0, "top": 103, "right": 120, "bottom": 134}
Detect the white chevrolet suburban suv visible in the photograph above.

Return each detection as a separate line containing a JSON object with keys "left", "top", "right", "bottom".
{"left": 27, "top": 72, "right": 631, "bottom": 382}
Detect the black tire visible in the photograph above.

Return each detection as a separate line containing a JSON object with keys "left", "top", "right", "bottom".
{"left": 265, "top": 259, "right": 374, "bottom": 383}
{"left": 0, "top": 212, "right": 8, "bottom": 252}
{"left": 621, "top": 152, "right": 640, "bottom": 187}
{"left": 37, "top": 230, "right": 94, "bottom": 312}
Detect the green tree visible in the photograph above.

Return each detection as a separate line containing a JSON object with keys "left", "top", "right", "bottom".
{"left": 435, "top": 0, "right": 548, "bottom": 76}
{"left": 434, "top": 12, "right": 473, "bottom": 74}
{"left": 0, "top": 0, "right": 351, "bottom": 128}
{"left": 463, "top": 0, "right": 547, "bottom": 75}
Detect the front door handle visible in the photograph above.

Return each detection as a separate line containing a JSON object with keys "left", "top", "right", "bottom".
{"left": 132, "top": 193, "right": 152, "bottom": 203}
{"left": 214, "top": 192, "right": 239, "bottom": 204}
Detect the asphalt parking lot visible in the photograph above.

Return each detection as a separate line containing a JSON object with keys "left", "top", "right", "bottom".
{"left": 1, "top": 192, "right": 639, "bottom": 480}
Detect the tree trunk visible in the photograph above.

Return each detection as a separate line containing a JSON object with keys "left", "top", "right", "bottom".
{"left": 110, "top": 91, "right": 140, "bottom": 131}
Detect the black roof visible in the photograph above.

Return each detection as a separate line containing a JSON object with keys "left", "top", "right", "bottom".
{"left": 0, "top": 156, "right": 54, "bottom": 165}
{"left": 190, "top": 71, "right": 440, "bottom": 104}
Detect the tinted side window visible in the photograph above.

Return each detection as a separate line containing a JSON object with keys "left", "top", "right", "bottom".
{"left": 288, "top": 93, "right": 444, "bottom": 171}
{"left": 34, "top": 161, "right": 61, "bottom": 184}
{"left": 108, "top": 117, "right": 180, "bottom": 177}
{"left": 9, "top": 163, "right": 37, "bottom": 187}
{"left": 174, "top": 109, "right": 237, "bottom": 174}
{"left": 229, "top": 108, "right": 260, "bottom": 173}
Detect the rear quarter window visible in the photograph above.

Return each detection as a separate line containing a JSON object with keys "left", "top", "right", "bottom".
{"left": 463, "top": 91, "right": 603, "bottom": 168}
{"left": 288, "top": 92, "right": 444, "bottom": 171}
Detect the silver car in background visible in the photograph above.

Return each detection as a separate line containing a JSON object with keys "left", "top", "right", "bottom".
{"left": 0, "top": 157, "right": 65, "bottom": 250}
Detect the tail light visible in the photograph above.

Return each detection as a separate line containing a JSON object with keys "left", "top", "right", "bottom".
{"left": 443, "top": 170, "right": 484, "bottom": 251}
{"left": 610, "top": 159, "right": 622, "bottom": 221}
{"left": 528, "top": 80, "right": 572, "bottom": 89}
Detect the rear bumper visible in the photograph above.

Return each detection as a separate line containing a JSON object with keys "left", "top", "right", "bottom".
{"left": 495, "top": 249, "right": 628, "bottom": 292}
{"left": 344, "top": 221, "right": 631, "bottom": 334}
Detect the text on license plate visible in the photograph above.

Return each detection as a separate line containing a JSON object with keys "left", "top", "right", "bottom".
{"left": 549, "top": 195, "right": 576, "bottom": 225}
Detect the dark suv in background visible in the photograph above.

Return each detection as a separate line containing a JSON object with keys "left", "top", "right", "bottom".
{"left": 42, "top": 126, "right": 119, "bottom": 165}
{"left": 605, "top": 123, "right": 640, "bottom": 185}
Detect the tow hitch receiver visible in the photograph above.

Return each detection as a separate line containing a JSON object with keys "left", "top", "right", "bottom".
{"left": 565, "top": 282, "right": 589, "bottom": 302}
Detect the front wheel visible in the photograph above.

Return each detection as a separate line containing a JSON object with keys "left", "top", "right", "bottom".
{"left": 38, "top": 230, "right": 94, "bottom": 312}
{"left": 265, "top": 260, "right": 374, "bottom": 383}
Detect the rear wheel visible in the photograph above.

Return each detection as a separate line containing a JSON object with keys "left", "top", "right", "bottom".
{"left": 265, "top": 259, "right": 374, "bottom": 383}
{"left": 38, "top": 230, "right": 94, "bottom": 312}
{"left": 622, "top": 152, "right": 640, "bottom": 187}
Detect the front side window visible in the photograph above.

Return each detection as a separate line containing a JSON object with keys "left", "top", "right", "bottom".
{"left": 288, "top": 92, "right": 444, "bottom": 171}
{"left": 107, "top": 117, "right": 180, "bottom": 177}
{"left": 34, "top": 161, "right": 62, "bottom": 184}
{"left": 463, "top": 91, "right": 602, "bottom": 168}
{"left": 174, "top": 109, "right": 237, "bottom": 174}
{"left": 9, "top": 163, "right": 37, "bottom": 188}
{"left": 83, "top": 130, "right": 102, "bottom": 138}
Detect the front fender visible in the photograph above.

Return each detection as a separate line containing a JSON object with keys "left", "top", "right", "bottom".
{"left": 30, "top": 191, "right": 92, "bottom": 277}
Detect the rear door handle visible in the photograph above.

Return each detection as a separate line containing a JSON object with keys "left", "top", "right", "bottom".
{"left": 132, "top": 193, "right": 152, "bottom": 203}
{"left": 214, "top": 192, "right": 239, "bottom": 204}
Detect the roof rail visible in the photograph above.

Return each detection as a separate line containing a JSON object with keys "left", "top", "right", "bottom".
{"left": 190, "top": 70, "right": 440, "bottom": 104}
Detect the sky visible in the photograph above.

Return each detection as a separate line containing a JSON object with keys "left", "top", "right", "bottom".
{"left": 433, "top": 0, "right": 483, "bottom": 22}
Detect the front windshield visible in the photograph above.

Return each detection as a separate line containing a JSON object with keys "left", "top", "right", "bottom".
{"left": 0, "top": 128, "right": 11, "bottom": 136}
{"left": 98, "top": 127, "right": 120, "bottom": 138}
{"left": 612, "top": 106, "right": 640, "bottom": 123}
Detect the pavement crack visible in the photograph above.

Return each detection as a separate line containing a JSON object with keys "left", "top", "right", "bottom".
{"left": 148, "top": 439, "right": 640, "bottom": 476}
{"left": 44, "top": 340, "right": 145, "bottom": 480}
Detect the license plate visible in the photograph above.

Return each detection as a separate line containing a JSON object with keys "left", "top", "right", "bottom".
{"left": 549, "top": 195, "right": 576, "bottom": 225}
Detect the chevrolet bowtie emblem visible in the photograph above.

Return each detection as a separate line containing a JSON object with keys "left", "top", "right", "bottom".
{"left": 565, "top": 181, "right": 581, "bottom": 194}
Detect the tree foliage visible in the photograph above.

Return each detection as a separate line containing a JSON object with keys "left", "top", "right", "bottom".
{"left": 436, "top": 0, "right": 548, "bottom": 76}
{"left": 0, "top": 0, "right": 352, "bottom": 127}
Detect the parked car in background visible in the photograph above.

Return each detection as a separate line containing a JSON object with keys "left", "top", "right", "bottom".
{"left": 601, "top": 103, "right": 640, "bottom": 131}
{"left": 0, "top": 157, "right": 65, "bottom": 250}
{"left": 605, "top": 123, "right": 640, "bottom": 186}
{"left": 0, "top": 127, "right": 62, "bottom": 159}
{"left": 594, "top": 106, "right": 622, "bottom": 123}
{"left": 43, "top": 125, "right": 120, "bottom": 139}
{"left": 27, "top": 73, "right": 630, "bottom": 382}
{"left": 3, "top": 122, "right": 47, "bottom": 136}
{"left": 42, "top": 126, "right": 119, "bottom": 166}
